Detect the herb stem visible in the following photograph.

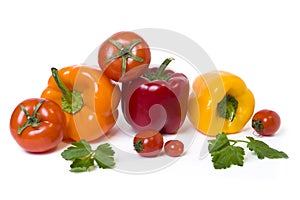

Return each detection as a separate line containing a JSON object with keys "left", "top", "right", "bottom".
{"left": 229, "top": 139, "right": 249, "bottom": 146}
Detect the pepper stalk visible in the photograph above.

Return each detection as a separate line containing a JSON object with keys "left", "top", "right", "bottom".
{"left": 51, "top": 67, "right": 83, "bottom": 114}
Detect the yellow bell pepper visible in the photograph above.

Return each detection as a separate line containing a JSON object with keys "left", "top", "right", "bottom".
{"left": 188, "top": 70, "right": 255, "bottom": 136}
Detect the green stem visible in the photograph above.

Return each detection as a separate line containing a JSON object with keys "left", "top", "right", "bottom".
{"left": 217, "top": 95, "right": 238, "bottom": 122}
{"left": 156, "top": 57, "right": 174, "bottom": 77}
{"left": 133, "top": 140, "right": 144, "bottom": 153}
{"left": 229, "top": 139, "right": 248, "bottom": 146}
{"left": 51, "top": 68, "right": 72, "bottom": 104}
{"left": 252, "top": 119, "right": 264, "bottom": 132}
{"left": 18, "top": 100, "right": 45, "bottom": 134}
{"left": 143, "top": 57, "right": 174, "bottom": 81}
{"left": 51, "top": 68, "right": 83, "bottom": 114}
{"left": 105, "top": 38, "right": 144, "bottom": 77}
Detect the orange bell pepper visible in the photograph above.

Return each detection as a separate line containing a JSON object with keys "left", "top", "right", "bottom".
{"left": 41, "top": 65, "right": 121, "bottom": 142}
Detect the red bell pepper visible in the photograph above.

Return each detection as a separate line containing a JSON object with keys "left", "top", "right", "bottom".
{"left": 121, "top": 58, "right": 189, "bottom": 134}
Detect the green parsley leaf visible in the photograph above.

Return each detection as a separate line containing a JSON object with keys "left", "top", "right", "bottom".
{"left": 94, "top": 143, "right": 115, "bottom": 169}
{"left": 211, "top": 145, "right": 245, "bottom": 169}
{"left": 61, "top": 140, "right": 92, "bottom": 160}
{"left": 208, "top": 133, "right": 289, "bottom": 169}
{"left": 246, "top": 136, "right": 289, "bottom": 159}
{"left": 208, "top": 132, "right": 230, "bottom": 153}
{"left": 70, "top": 158, "right": 95, "bottom": 172}
{"left": 61, "top": 140, "right": 115, "bottom": 172}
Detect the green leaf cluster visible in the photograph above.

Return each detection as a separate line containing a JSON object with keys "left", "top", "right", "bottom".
{"left": 61, "top": 140, "right": 115, "bottom": 172}
{"left": 208, "top": 133, "right": 288, "bottom": 169}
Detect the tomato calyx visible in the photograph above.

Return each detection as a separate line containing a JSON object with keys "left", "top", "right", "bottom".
{"left": 51, "top": 67, "right": 83, "bottom": 114}
{"left": 105, "top": 38, "right": 144, "bottom": 77}
{"left": 133, "top": 140, "right": 144, "bottom": 153}
{"left": 18, "top": 100, "right": 45, "bottom": 134}
{"left": 252, "top": 119, "right": 264, "bottom": 133}
{"left": 217, "top": 94, "right": 238, "bottom": 122}
{"left": 143, "top": 57, "right": 174, "bottom": 81}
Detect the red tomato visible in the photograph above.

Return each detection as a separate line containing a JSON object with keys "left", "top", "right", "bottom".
{"left": 133, "top": 130, "right": 163, "bottom": 157}
{"left": 164, "top": 140, "right": 184, "bottom": 157}
{"left": 98, "top": 31, "right": 151, "bottom": 82}
{"left": 252, "top": 109, "right": 281, "bottom": 136}
{"left": 10, "top": 98, "right": 66, "bottom": 153}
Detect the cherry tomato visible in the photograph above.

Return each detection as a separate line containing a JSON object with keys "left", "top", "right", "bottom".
{"left": 10, "top": 98, "right": 66, "bottom": 153}
{"left": 98, "top": 31, "right": 151, "bottom": 82}
{"left": 164, "top": 140, "right": 184, "bottom": 157}
{"left": 252, "top": 109, "right": 281, "bottom": 136}
{"left": 133, "top": 130, "right": 163, "bottom": 157}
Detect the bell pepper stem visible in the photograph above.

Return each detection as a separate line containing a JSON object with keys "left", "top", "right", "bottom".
{"left": 143, "top": 57, "right": 174, "bottom": 81}
{"left": 51, "top": 67, "right": 83, "bottom": 114}
{"left": 156, "top": 57, "right": 174, "bottom": 77}
{"left": 17, "top": 100, "right": 45, "bottom": 134}
{"left": 51, "top": 68, "right": 72, "bottom": 103}
{"left": 217, "top": 95, "right": 238, "bottom": 122}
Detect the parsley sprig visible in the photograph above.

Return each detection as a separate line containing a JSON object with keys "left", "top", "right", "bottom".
{"left": 208, "top": 133, "right": 288, "bottom": 169}
{"left": 61, "top": 140, "right": 115, "bottom": 172}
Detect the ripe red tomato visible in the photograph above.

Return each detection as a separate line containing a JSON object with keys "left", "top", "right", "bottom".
{"left": 252, "top": 109, "right": 281, "bottom": 136}
{"left": 10, "top": 98, "right": 66, "bottom": 153}
{"left": 133, "top": 130, "right": 164, "bottom": 157}
{"left": 98, "top": 31, "right": 151, "bottom": 82}
{"left": 164, "top": 140, "right": 184, "bottom": 157}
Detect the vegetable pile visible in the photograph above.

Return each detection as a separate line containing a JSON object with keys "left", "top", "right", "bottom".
{"left": 8, "top": 30, "right": 288, "bottom": 172}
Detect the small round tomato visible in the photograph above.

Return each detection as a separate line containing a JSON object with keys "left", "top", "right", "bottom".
{"left": 133, "top": 130, "right": 163, "bottom": 157}
{"left": 10, "top": 98, "right": 66, "bottom": 153}
{"left": 164, "top": 140, "right": 184, "bottom": 157}
{"left": 252, "top": 109, "right": 281, "bottom": 136}
{"left": 98, "top": 31, "right": 151, "bottom": 82}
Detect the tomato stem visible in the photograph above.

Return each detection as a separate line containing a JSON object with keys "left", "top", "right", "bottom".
{"left": 143, "top": 57, "right": 174, "bottom": 81}
{"left": 18, "top": 100, "right": 45, "bottom": 134}
{"left": 252, "top": 119, "right": 264, "bottom": 132}
{"left": 133, "top": 140, "right": 144, "bottom": 153}
{"left": 51, "top": 68, "right": 83, "bottom": 114}
{"left": 105, "top": 38, "right": 144, "bottom": 77}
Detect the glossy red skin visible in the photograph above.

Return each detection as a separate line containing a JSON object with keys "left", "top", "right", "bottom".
{"left": 98, "top": 31, "right": 151, "bottom": 82}
{"left": 10, "top": 98, "right": 66, "bottom": 153}
{"left": 122, "top": 69, "right": 189, "bottom": 134}
{"left": 164, "top": 140, "right": 184, "bottom": 157}
{"left": 133, "top": 130, "right": 164, "bottom": 157}
{"left": 252, "top": 109, "right": 281, "bottom": 136}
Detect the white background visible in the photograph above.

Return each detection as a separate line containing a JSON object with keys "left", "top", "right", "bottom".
{"left": 1, "top": 0, "right": 299, "bottom": 199}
